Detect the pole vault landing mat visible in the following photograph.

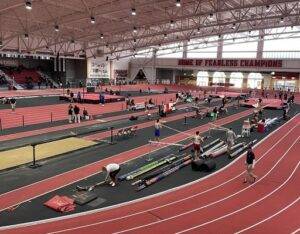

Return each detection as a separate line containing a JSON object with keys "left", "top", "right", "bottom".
{"left": 0, "top": 137, "right": 96, "bottom": 171}
{"left": 72, "top": 191, "right": 98, "bottom": 205}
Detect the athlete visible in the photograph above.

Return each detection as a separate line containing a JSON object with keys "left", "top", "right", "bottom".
{"left": 226, "top": 128, "right": 237, "bottom": 153}
{"left": 243, "top": 146, "right": 258, "bottom": 183}
{"left": 193, "top": 131, "right": 203, "bottom": 159}
{"left": 103, "top": 163, "right": 121, "bottom": 187}
{"left": 154, "top": 119, "right": 162, "bottom": 141}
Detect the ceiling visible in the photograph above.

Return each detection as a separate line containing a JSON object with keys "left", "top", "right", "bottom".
{"left": 0, "top": 0, "right": 300, "bottom": 59}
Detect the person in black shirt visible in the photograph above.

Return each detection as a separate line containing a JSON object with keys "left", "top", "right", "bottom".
{"left": 74, "top": 105, "right": 80, "bottom": 123}
{"left": 243, "top": 146, "right": 258, "bottom": 183}
{"left": 68, "top": 104, "right": 74, "bottom": 123}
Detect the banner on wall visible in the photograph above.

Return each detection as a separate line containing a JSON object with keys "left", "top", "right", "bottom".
{"left": 178, "top": 59, "right": 283, "bottom": 68}
{"left": 87, "top": 58, "right": 110, "bottom": 80}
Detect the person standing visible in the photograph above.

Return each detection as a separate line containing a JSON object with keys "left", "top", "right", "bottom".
{"left": 102, "top": 163, "right": 121, "bottom": 187}
{"left": 154, "top": 119, "right": 162, "bottom": 141}
{"left": 77, "top": 91, "right": 82, "bottom": 103}
{"left": 10, "top": 97, "right": 16, "bottom": 112}
{"left": 68, "top": 104, "right": 74, "bottom": 123}
{"left": 74, "top": 105, "right": 80, "bottom": 123}
{"left": 193, "top": 131, "right": 203, "bottom": 159}
{"left": 226, "top": 128, "right": 237, "bottom": 153}
{"left": 243, "top": 146, "right": 258, "bottom": 183}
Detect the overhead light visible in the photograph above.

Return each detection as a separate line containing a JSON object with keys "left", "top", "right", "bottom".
{"left": 197, "top": 28, "right": 200, "bottom": 34}
{"left": 70, "top": 39, "right": 75, "bottom": 43}
{"left": 291, "top": 26, "right": 294, "bottom": 30}
{"left": 24, "top": 33, "right": 29, "bottom": 39}
{"left": 170, "top": 20, "right": 175, "bottom": 27}
{"left": 248, "top": 30, "right": 251, "bottom": 35}
{"left": 280, "top": 17, "right": 284, "bottom": 23}
{"left": 106, "top": 43, "right": 109, "bottom": 48}
{"left": 164, "top": 33, "right": 167, "bottom": 38}
{"left": 131, "top": 8, "right": 136, "bottom": 16}
{"left": 106, "top": 56, "right": 109, "bottom": 61}
{"left": 271, "top": 71, "right": 275, "bottom": 75}
{"left": 282, "top": 76, "right": 286, "bottom": 79}
{"left": 232, "top": 23, "right": 236, "bottom": 29}
{"left": 218, "top": 34, "right": 221, "bottom": 39}
{"left": 54, "top": 25, "right": 59, "bottom": 32}
{"left": 90, "top": 16, "right": 95, "bottom": 24}
{"left": 100, "top": 33, "right": 104, "bottom": 39}
{"left": 175, "top": 0, "right": 181, "bottom": 7}
{"left": 25, "top": 1, "right": 32, "bottom": 10}
{"left": 133, "top": 26, "right": 137, "bottom": 33}
{"left": 0, "top": 40, "right": 2, "bottom": 47}
{"left": 266, "top": 5, "right": 270, "bottom": 12}
{"left": 133, "top": 38, "right": 137, "bottom": 43}
{"left": 291, "top": 77, "right": 295, "bottom": 80}
{"left": 209, "top": 13, "right": 213, "bottom": 20}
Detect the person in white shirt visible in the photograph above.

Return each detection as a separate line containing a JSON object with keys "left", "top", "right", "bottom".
{"left": 226, "top": 128, "right": 237, "bottom": 153}
{"left": 102, "top": 163, "right": 121, "bottom": 187}
{"left": 193, "top": 131, "right": 203, "bottom": 159}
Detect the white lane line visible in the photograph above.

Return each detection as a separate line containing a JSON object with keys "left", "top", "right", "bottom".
{"left": 235, "top": 196, "right": 300, "bottom": 233}
{"left": 291, "top": 227, "right": 300, "bottom": 234}
{"left": 176, "top": 161, "right": 300, "bottom": 234}
{"left": 114, "top": 136, "right": 300, "bottom": 234}
{"left": 45, "top": 124, "right": 300, "bottom": 234}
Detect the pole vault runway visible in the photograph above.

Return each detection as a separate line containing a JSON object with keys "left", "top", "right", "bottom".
{"left": 1, "top": 114, "right": 299, "bottom": 233}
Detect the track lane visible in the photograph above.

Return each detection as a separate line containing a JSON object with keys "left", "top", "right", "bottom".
{"left": 1, "top": 114, "right": 298, "bottom": 234}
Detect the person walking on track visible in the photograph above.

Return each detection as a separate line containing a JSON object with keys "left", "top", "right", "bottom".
{"left": 154, "top": 119, "right": 162, "bottom": 142}
{"left": 102, "top": 163, "right": 121, "bottom": 187}
{"left": 243, "top": 146, "right": 258, "bottom": 183}
{"left": 193, "top": 131, "right": 203, "bottom": 159}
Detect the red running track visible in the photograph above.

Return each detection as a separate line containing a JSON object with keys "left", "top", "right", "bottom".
{"left": 1, "top": 114, "right": 298, "bottom": 234}
{"left": 0, "top": 109, "right": 253, "bottom": 214}
{"left": 0, "top": 93, "right": 175, "bottom": 129}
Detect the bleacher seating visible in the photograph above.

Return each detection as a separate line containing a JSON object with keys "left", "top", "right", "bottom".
{"left": 6, "top": 69, "right": 42, "bottom": 84}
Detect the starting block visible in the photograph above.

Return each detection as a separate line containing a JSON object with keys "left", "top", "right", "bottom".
{"left": 72, "top": 191, "right": 98, "bottom": 205}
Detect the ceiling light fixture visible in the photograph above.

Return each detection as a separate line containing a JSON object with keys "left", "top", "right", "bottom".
{"left": 164, "top": 33, "right": 167, "bottom": 38}
{"left": 90, "top": 16, "right": 95, "bottom": 24}
{"left": 54, "top": 25, "right": 59, "bottom": 32}
{"left": 25, "top": 1, "right": 32, "bottom": 10}
{"left": 209, "top": 13, "right": 213, "bottom": 20}
{"left": 131, "top": 8, "right": 136, "bottom": 16}
{"left": 170, "top": 20, "right": 174, "bottom": 27}
{"left": 266, "top": 5, "right": 270, "bottom": 12}
{"left": 280, "top": 17, "right": 284, "bottom": 23}
{"left": 100, "top": 33, "right": 104, "bottom": 39}
{"left": 133, "top": 26, "right": 137, "bottom": 33}
{"left": 175, "top": 0, "right": 181, "bottom": 7}
{"left": 24, "top": 33, "right": 29, "bottom": 39}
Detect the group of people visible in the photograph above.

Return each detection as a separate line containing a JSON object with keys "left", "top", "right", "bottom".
{"left": 68, "top": 104, "right": 90, "bottom": 123}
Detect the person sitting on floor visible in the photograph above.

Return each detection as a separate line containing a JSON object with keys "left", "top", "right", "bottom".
{"left": 102, "top": 163, "right": 121, "bottom": 187}
{"left": 82, "top": 108, "right": 90, "bottom": 120}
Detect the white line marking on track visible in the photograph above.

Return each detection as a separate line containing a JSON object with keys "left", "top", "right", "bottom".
{"left": 175, "top": 159, "right": 300, "bottom": 234}
{"left": 291, "top": 227, "right": 300, "bottom": 234}
{"left": 47, "top": 124, "right": 300, "bottom": 233}
{"left": 113, "top": 135, "right": 300, "bottom": 233}
{"left": 0, "top": 114, "right": 298, "bottom": 232}
{"left": 235, "top": 196, "right": 300, "bottom": 233}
